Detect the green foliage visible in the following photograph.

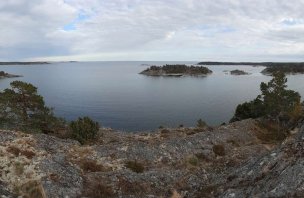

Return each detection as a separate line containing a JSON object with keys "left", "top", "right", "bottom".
{"left": 231, "top": 98, "right": 265, "bottom": 122}
{"left": 69, "top": 116, "right": 100, "bottom": 144}
{"left": 259, "top": 72, "right": 301, "bottom": 118}
{"left": 0, "top": 81, "right": 64, "bottom": 133}
{"left": 197, "top": 119, "right": 207, "bottom": 128}
{"left": 231, "top": 72, "right": 303, "bottom": 141}
{"left": 231, "top": 72, "right": 302, "bottom": 124}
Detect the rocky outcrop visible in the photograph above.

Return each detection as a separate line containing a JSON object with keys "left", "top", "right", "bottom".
{"left": 0, "top": 119, "right": 303, "bottom": 197}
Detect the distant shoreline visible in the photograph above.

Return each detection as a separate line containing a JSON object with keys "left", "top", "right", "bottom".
{"left": 0, "top": 62, "right": 50, "bottom": 65}
{"left": 197, "top": 61, "right": 304, "bottom": 66}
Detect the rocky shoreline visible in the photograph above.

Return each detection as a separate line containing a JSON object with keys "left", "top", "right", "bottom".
{"left": 1, "top": 118, "right": 304, "bottom": 197}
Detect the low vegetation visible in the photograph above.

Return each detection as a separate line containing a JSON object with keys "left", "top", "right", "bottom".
{"left": 125, "top": 160, "right": 145, "bottom": 173}
{"left": 212, "top": 144, "right": 225, "bottom": 156}
{"left": 69, "top": 116, "right": 100, "bottom": 144}
{"left": 197, "top": 119, "right": 207, "bottom": 128}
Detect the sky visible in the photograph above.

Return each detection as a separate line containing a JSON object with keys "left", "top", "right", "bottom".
{"left": 1, "top": 0, "right": 304, "bottom": 61}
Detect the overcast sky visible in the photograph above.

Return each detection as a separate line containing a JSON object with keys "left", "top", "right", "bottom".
{"left": 1, "top": 0, "right": 304, "bottom": 61}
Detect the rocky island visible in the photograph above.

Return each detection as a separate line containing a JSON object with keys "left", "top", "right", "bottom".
{"left": 0, "top": 71, "right": 22, "bottom": 78}
{"left": 230, "top": 69, "right": 250, "bottom": 75}
{"left": 140, "top": 64, "right": 212, "bottom": 76}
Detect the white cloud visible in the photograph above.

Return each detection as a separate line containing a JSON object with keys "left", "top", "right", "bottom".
{"left": 1, "top": 0, "right": 304, "bottom": 61}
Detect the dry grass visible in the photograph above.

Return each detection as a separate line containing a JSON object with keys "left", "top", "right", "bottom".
{"left": 117, "top": 177, "right": 149, "bottom": 195}
{"left": 82, "top": 177, "right": 115, "bottom": 198}
{"left": 78, "top": 158, "right": 105, "bottom": 173}
{"left": 19, "top": 180, "right": 46, "bottom": 198}
{"left": 6, "top": 146, "right": 35, "bottom": 159}
{"left": 171, "top": 190, "right": 183, "bottom": 198}
{"left": 255, "top": 120, "right": 287, "bottom": 143}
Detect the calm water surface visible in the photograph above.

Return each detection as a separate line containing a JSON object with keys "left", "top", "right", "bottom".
{"left": 0, "top": 61, "right": 303, "bottom": 131}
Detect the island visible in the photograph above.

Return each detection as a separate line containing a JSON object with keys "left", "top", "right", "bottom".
{"left": 140, "top": 64, "right": 212, "bottom": 76}
{"left": 230, "top": 69, "right": 250, "bottom": 75}
{"left": 261, "top": 63, "right": 304, "bottom": 75}
{"left": 0, "top": 71, "right": 22, "bottom": 78}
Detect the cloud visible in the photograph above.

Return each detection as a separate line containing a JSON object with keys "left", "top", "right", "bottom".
{"left": 1, "top": 0, "right": 304, "bottom": 61}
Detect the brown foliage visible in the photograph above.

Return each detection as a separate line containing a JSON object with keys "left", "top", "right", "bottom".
{"left": 125, "top": 160, "right": 145, "bottom": 173}
{"left": 82, "top": 178, "right": 115, "bottom": 198}
{"left": 78, "top": 158, "right": 105, "bottom": 173}
{"left": 212, "top": 144, "right": 225, "bottom": 156}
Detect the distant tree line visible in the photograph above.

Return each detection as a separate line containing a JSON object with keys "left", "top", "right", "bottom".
{"left": 197, "top": 62, "right": 304, "bottom": 74}
{"left": 261, "top": 63, "right": 304, "bottom": 74}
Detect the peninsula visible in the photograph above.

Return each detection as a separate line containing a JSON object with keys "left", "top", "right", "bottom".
{"left": 0, "top": 71, "right": 22, "bottom": 78}
{"left": 140, "top": 64, "right": 212, "bottom": 76}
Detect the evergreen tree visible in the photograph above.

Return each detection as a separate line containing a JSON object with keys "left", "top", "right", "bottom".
{"left": 0, "top": 81, "right": 64, "bottom": 132}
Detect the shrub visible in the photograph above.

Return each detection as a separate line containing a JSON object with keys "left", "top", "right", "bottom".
{"left": 197, "top": 119, "right": 207, "bottom": 128}
{"left": 69, "top": 117, "right": 100, "bottom": 144}
{"left": 212, "top": 144, "right": 225, "bottom": 156}
{"left": 188, "top": 156, "right": 199, "bottom": 166}
{"left": 78, "top": 158, "right": 104, "bottom": 173}
{"left": 125, "top": 160, "right": 144, "bottom": 173}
